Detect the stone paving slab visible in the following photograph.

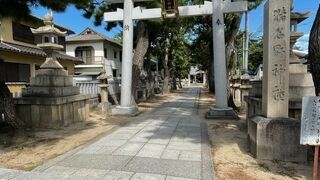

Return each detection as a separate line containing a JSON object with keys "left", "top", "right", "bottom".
{"left": 56, "top": 154, "right": 132, "bottom": 170}
{"left": 0, "top": 87, "right": 214, "bottom": 180}
{"left": 122, "top": 157, "right": 201, "bottom": 179}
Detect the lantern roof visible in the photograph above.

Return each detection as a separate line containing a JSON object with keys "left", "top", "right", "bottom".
{"left": 31, "top": 12, "right": 67, "bottom": 36}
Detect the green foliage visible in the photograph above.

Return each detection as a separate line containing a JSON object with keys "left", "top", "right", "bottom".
{"left": 248, "top": 37, "right": 263, "bottom": 72}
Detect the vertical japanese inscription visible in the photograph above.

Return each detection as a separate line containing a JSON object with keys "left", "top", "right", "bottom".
{"left": 271, "top": 4, "right": 288, "bottom": 102}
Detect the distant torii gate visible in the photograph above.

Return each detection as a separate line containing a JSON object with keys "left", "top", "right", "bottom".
{"left": 104, "top": 0, "right": 247, "bottom": 118}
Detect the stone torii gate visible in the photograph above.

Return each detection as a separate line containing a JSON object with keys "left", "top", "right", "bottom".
{"left": 104, "top": 0, "right": 247, "bottom": 118}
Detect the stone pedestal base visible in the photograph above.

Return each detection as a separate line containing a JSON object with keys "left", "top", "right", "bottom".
{"left": 14, "top": 95, "right": 92, "bottom": 129}
{"left": 111, "top": 105, "right": 139, "bottom": 116}
{"left": 206, "top": 107, "right": 239, "bottom": 120}
{"left": 248, "top": 115, "right": 306, "bottom": 162}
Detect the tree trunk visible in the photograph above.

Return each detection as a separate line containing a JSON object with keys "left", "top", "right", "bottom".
{"left": 225, "top": 14, "right": 242, "bottom": 66}
{"left": 225, "top": 14, "right": 242, "bottom": 108}
{"left": 162, "top": 38, "right": 170, "bottom": 94}
{"left": 309, "top": 5, "right": 320, "bottom": 96}
{"left": 0, "top": 82, "right": 24, "bottom": 128}
{"left": 208, "top": 41, "right": 215, "bottom": 93}
{"left": 178, "top": 77, "right": 182, "bottom": 88}
{"left": 171, "top": 62, "right": 177, "bottom": 90}
{"left": 132, "top": 21, "right": 149, "bottom": 102}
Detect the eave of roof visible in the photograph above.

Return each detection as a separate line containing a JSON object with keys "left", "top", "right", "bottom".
{"left": 66, "top": 28, "right": 122, "bottom": 47}
{"left": 0, "top": 42, "right": 83, "bottom": 64}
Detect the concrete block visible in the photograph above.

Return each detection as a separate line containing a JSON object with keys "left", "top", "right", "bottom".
{"left": 289, "top": 86, "right": 316, "bottom": 99}
{"left": 35, "top": 69, "right": 68, "bottom": 76}
{"left": 248, "top": 115, "right": 306, "bottom": 162}
{"left": 103, "top": 170, "right": 134, "bottom": 180}
{"left": 72, "top": 168, "right": 109, "bottom": 177}
{"left": 22, "top": 86, "right": 80, "bottom": 97}
{"left": 289, "top": 64, "right": 307, "bottom": 74}
{"left": 161, "top": 149, "right": 180, "bottom": 160}
{"left": 112, "top": 142, "right": 145, "bottom": 156}
{"left": 136, "top": 144, "right": 166, "bottom": 158}
{"left": 123, "top": 157, "right": 201, "bottom": 179}
{"left": 131, "top": 173, "right": 166, "bottom": 180}
{"left": 206, "top": 107, "right": 239, "bottom": 120}
{"left": 30, "top": 75, "right": 73, "bottom": 87}
{"left": 289, "top": 73, "right": 315, "bottom": 87}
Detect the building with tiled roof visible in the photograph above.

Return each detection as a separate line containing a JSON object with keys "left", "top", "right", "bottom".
{"left": 66, "top": 28, "right": 122, "bottom": 81}
{"left": 0, "top": 15, "right": 82, "bottom": 97}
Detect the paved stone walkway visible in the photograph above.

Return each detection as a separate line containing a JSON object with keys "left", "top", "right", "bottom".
{"left": 0, "top": 87, "right": 214, "bottom": 180}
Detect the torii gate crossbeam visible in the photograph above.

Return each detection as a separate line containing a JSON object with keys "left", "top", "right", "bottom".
{"left": 105, "top": 0, "right": 247, "bottom": 118}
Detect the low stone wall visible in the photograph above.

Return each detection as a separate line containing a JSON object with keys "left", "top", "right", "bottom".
{"left": 14, "top": 95, "right": 93, "bottom": 129}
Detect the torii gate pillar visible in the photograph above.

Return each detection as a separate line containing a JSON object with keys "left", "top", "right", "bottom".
{"left": 205, "top": 0, "right": 238, "bottom": 119}
{"left": 111, "top": 0, "right": 138, "bottom": 115}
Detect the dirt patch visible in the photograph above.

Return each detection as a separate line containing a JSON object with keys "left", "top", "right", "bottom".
{"left": 0, "top": 91, "right": 181, "bottom": 171}
{"left": 199, "top": 88, "right": 313, "bottom": 180}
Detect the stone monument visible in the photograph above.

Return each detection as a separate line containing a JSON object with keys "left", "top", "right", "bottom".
{"left": 14, "top": 13, "right": 91, "bottom": 129}
{"left": 247, "top": 0, "right": 306, "bottom": 162}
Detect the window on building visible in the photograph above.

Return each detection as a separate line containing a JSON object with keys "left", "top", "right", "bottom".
{"left": 75, "top": 46, "right": 94, "bottom": 64}
{"left": 12, "top": 22, "right": 35, "bottom": 44}
{"left": 0, "top": 62, "right": 30, "bottom": 82}
{"left": 104, "top": 48, "right": 107, "bottom": 58}
{"left": 113, "top": 69, "right": 117, "bottom": 77}
{"left": 113, "top": 50, "right": 117, "bottom": 59}
{"left": 44, "top": 36, "right": 49, "bottom": 43}
{"left": 120, "top": 51, "right": 122, "bottom": 62}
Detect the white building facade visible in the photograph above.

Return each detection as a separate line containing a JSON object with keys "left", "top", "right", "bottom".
{"left": 66, "top": 28, "right": 122, "bottom": 81}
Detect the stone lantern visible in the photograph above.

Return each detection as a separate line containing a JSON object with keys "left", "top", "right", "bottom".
{"left": 14, "top": 13, "right": 90, "bottom": 129}
{"left": 22, "top": 12, "right": 79, "bottom": 97}
{"left": 31, "top": 12, "right": 66, "bottom": 69}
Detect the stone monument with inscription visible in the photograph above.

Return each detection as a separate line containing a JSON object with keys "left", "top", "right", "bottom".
{"left": 14, "top": 13, "right": 91, "bottom": 129}
{"left": 247, "top": 0, "right": 306, "bottom": 162}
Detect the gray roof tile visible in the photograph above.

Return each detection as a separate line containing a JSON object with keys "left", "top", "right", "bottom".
{"left": 0, "top": 42, "right": 82, "bottom": 63}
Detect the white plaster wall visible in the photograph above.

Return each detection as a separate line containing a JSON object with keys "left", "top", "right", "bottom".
{"left": 66, "top": 41, "right": 104, "bottom": 59}
{"left": 104, "top": 42, "right": 122, "bottom": 77}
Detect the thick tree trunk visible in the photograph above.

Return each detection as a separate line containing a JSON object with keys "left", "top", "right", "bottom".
{"left": 132, "top": 21, "right": 149, "bottom": 102}
{"left": 309, "top": 5, "right": 320, "bottom": 96}
{"left": 0, "top": 82, "right": 24, "bottom": 128}
{"left": 162, "top": 38, "right": 170, "bottom": 94}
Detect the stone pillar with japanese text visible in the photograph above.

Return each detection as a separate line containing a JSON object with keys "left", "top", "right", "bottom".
{"left": 247, "top": 0, "right": 307, "bottom": 162}
{"left": 262, "top": 0, "right": 290, "bottom": 118}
